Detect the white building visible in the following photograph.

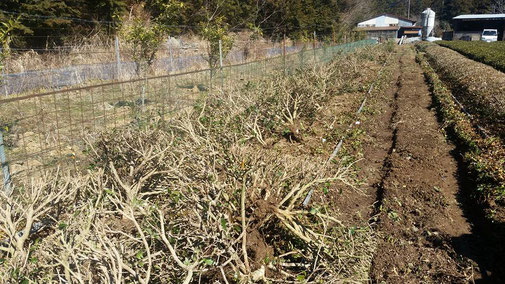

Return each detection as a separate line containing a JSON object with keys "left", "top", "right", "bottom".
{"left": 357, "top": 14, "right": 416, "bottom": 28}
{"left": 356, "top": 14, "right": 419, "bottom": 41}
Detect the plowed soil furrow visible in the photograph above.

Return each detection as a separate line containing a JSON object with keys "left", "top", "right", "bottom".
{"left": 369, "top": 47, "right": 477, "bottom": 283}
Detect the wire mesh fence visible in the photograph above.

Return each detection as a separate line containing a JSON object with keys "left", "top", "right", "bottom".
{"left": 0, "top": 39, "right": 376, "bottom": 186}
{"left": 1, "top": 39, "right": 306, "bottom": 97}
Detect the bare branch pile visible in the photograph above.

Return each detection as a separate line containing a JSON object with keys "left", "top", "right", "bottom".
{"left": 0, "top": 45, "right": 389, "bottom": 283}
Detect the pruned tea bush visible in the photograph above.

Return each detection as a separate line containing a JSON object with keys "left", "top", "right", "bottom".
{"left": 0, "top": 44, "right": 390, "bottom": 283}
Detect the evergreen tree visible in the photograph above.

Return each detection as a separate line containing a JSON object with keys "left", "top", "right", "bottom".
{"left": 86, "top": 0, "right": 127, "bottom": 31}
{"left": 6, "top": 0, "right": 499, "bottom": 47}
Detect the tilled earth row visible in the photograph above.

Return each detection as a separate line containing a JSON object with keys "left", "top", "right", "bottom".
{"left": 359, "top": 46, "right": 481, "bottom": 283}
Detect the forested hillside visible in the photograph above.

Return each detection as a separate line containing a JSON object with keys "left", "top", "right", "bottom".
{"left": 0, "top": 0, "right": 353, "bottom": 48}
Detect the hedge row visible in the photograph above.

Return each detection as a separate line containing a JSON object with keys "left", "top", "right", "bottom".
{"left": 437, "top": 40, "right": 505, "bottom": 73}
{"left": 416, "top": 50, "right": 505, "bottom": 201}
{"left": 417, "top": 42, "right": 505, "bottom": 141}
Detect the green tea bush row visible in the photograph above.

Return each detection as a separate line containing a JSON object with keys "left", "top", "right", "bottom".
{"left": 416, "top": 49, "right": 505, "bottom": 203}
{"left": 438, "top": 40, "right": 505, "bottom": 72}
{"left": 417, "top": 42, "right": 505, "bottom": 141}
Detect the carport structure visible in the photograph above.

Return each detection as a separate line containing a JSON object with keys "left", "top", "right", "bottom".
{"left": 453, "top": 14, "right": 505, "bottom": 41}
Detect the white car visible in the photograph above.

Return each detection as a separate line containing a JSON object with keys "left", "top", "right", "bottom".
{"left": 481, "top": 29, "right": 498, "bottom": 42}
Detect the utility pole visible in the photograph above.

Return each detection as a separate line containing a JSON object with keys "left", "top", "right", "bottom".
{"left": 408, "top": 0, "right": 411, "bottom": 19}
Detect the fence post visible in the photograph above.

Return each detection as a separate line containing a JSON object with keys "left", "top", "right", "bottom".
{"left": 141, "top": 76, "right": 146, "bottom": 111}
{"left": 283, "top": 34, "right": 287, "bottom": 75}
{"left": 332, "top": 26, "right": 336, "bottom": 45}
{"left": 300, "top": 43, "right": 305, "bottom": 69}
{"left": 1, "top": 67, "right": 7, "bottom": 97}
{"left": 114, "top": 36, "right": 122, "bottom": 80}
{"left": 313, "top": 31, "right": 317, "bottom": 64}
{"left": 0, "top": 47, "right": 8, "bottom": 96}
{"left": 324, "top": 41, "right": 329, "bottom": 63}
{"left": 0, "top": 131, "right": 11, "bottom": 193}
{"left": 168, "top": 38, "right": 175, "bottom": 74}
{"left": 219, "top": 39, "right": 224, "bottom": 89}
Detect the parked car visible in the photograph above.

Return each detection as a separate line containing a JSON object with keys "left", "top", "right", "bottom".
{"left": 481, "top": 29, "right": 498, "bottom": 42}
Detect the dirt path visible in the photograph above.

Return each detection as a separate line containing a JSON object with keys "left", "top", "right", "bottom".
{"left": 366, "top": 46, "right": 478, "bottom": 283}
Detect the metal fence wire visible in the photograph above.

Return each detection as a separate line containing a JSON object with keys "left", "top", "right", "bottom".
{"left": 0, "top": 40, "right": 376, "bottom": 186}
{"left": 1, "top": 40, "right": 304, "bottom": 97}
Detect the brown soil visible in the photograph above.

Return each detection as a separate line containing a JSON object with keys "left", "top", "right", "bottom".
{"left": 365, "top": 46, "right": 481, "bottom": 283}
